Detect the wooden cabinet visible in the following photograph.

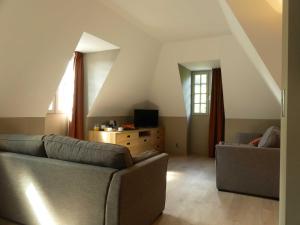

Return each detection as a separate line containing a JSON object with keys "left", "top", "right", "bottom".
{"left": 89, "top": 128, "right": 164, "bottom": 155}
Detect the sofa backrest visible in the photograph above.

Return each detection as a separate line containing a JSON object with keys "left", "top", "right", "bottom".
{"left": 43, "top": 134, "right": 133, "bottom": 170}
{"left": 234, "top": 133, "right": 262, "bottom": 144}
{"left": 0, "top": 134, "right": 46, "bottom": 157}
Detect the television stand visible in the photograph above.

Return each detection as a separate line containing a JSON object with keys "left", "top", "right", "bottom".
{"left": 89, "top": 128, "right": 164, "bottom": 156}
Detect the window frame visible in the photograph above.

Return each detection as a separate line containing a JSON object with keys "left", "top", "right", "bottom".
{"left": 191, "top": 70, "right": 211, "bottom": 115}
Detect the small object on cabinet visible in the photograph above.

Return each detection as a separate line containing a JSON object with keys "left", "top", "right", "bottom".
{"left": 93, "top": 124, "right": 100, "bottom": 131}
{"left": 122, "top": 123, "right": 135, "bottom": 130}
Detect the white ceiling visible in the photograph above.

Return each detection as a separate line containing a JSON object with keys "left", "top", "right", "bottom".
{"left": 101, "top": 0, "right": 231, "bottom": 42}
{"left": 75, "top": 32, "right": 120, "bottom": 53}
{"left": 181, "top": 60, "right": 221, "bottom": 71}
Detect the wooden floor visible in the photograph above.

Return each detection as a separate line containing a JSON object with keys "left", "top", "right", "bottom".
{"left": 0, "top": 156, "right": 279, "bottom": 225}
{"left": 153, "top": 156, "right": 279, "bottom": 225}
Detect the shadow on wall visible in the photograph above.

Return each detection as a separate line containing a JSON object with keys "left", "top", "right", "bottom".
{"left": 128, "top": 100, "right": 159, "bottom": 116}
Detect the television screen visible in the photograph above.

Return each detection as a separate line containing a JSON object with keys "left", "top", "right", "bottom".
{"left": 134, "top": 109, "right": 159, "bottom": 128}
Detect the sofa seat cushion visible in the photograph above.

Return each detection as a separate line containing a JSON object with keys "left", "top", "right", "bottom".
{"left": 0, "top": 134, "right": 46, "bottom": 157}
{"left": 43, "top": 134, "right": 133, "bottom": 169}
{"left": 258, "top": 126, "right": 280, "bottom": 148}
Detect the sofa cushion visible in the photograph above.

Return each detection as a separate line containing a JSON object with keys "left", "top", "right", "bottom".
{"left": 43, "top": 134, "right": 133, "bottom": 169}
{"left": 258, "top": 126, "right": 280, "bottom": 148}
{"left": 0, "top": 134, "right": 46, "bottom": 157}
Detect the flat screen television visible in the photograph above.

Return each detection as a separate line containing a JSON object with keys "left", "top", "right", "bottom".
{"left": 134, "top": 109, "right": 159, "bottom": 128}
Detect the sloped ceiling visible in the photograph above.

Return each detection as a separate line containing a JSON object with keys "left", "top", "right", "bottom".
{"left": 218, "top": 0, "right": 282, "bottom": 101}
{"left": 101, "top": 0, "right": 231, "bottom": 42}
{"left": 0, "top": 0, "right": 160, "bottom": 117}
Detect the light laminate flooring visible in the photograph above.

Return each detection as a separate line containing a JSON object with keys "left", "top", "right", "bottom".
{"left": 153, "top": 156, "right": 279, "bottom": 225}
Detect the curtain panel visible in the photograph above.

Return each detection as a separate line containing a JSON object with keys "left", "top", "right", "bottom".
{"left": 208, "top": 68, "right": 225, "bottom": 158}
{"left": 68, "top": 52, "right": 84, "bottom": 139}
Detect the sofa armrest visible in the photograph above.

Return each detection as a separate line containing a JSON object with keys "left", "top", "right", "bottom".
{"left": 216, "top": 144, "right": 280, "bottom": 198}
{"left": 106, "top": 153, "right": 169, "bottom": 225}
{"left": 234, "top": 132, "right": 262, "bottom": 144}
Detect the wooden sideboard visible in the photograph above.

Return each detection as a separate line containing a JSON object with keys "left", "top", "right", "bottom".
{"left": 89, "top": 127, "right": 164, "bottom": 155}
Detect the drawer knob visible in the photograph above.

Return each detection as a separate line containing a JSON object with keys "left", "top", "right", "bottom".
{"left": 144, "top": 139, "right": 147, "bottom": 142}
{"left": 127, "top": 135, "right": 131, "bottom": 138}
{"left": 126, "top": 142, "right": 131, "bottom": 146}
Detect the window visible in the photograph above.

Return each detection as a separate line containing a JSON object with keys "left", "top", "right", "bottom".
{"left": 48, "top": 57, "right": 75, "bottom": 121}
{"left": 192, "top": 71, "right": 210, "bottom": 114}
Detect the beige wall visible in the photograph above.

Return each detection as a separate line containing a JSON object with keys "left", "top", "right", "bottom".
{"left": 225, "top": 119, "right": 280, "bottom": 143}
{"left": 0, "top": 115, "right": 69, "bottom": 135}
{"left": 159, "top": 117, "right": 188, "bottom": 155}
{"left": 44, "top": 114, "right": 68, "bottom": 135}
{"left": 0, "top": 117, "right": 45, "bottom": 134}
{"left": 190, "top": 115, "right": 210, "bottom": 156}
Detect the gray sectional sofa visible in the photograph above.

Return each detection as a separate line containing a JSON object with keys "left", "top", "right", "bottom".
{"left": 0, "top": 134, "right": 168, "bottom": 225}
{"left": 216, "top": 128, "right": 280, "bottom": 199}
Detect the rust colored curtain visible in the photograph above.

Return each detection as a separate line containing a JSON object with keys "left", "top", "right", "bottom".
{"left": 68, "top": 52, "right": 84, "bottom": 139}
{"left": 208, "top": 68, "right": 225, "bottom": 158}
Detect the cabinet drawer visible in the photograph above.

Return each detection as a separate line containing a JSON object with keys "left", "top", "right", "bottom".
{"left": 116, "top": 132, "right": 139, "bottom": 142}
{"left": 150, "top": 135, "right": 163, "bottom": 144}
{"left": 117, "top": 140, "right": 139, "bottom": 148}
{"left": 153, "top": 143, "right": 164, "bottom": 152}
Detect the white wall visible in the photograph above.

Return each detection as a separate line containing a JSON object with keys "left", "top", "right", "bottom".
{"left": 149, "top": 35, "right": 280, "bottom": 119}
{"left": 84, "top": 50, "right": 120, "bottom": 113}
{"left": 0, "top": 0, "right": 161, "bottom": 117}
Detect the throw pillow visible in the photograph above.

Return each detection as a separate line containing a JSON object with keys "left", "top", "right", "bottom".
{"left": 258, "top": 126, "right": 280, "bottom": 148}
{"left": 249, "top": 137, "right": 262, "bottom": 146}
